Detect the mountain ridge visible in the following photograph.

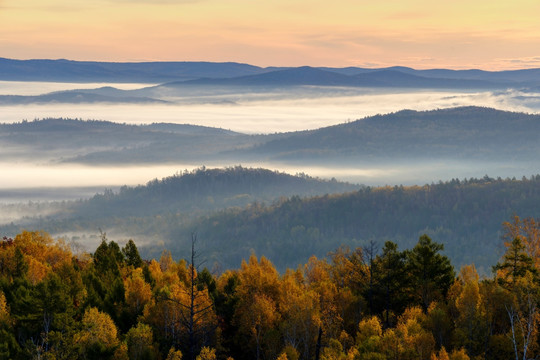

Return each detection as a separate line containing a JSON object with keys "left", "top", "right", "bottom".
{"left": 3, "top": 58, "right": 540, "bottom": 88}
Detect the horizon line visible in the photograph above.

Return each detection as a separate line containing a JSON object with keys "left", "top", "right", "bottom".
{"left": 3, "top": 57, "right": 540, "bottom": 73}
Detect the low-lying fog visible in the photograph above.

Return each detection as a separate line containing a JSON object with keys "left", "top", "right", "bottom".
{"left": 2, "top": 81, "right": 540, "bottom": 203}
{"left": 1, "top": 82, "right": 540, "bottom": 133}
{"left": 0, "top": 81, "right": 155, "bottom": 96}
{"left": 1, "top": 159, "right": 538, "bottom": 203}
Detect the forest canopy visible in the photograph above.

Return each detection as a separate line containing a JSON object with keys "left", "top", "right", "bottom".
{"left": 1, "top": 217, "right": 540, "bottom": 360}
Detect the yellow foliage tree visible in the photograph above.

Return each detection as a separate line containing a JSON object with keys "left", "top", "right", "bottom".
{"left": 126, "top": 322, "right": 158, "bottom": 360}
{"left": 3, "top": 231, "right": 73, "bottom": 285}
{"left": 196, "top": 347, "right": 216, "bottom": 360}
{"left": 431, "top": 346, "right": 450, "bottom": 360}
{"left": 0, "top": 290, "right": 10, "bottom": 326}
{"left": 386, "top": 306, "right": 435, "bottom": 360}
{"left": 304, "top": 256, "right": 343, "bottom": 339}
{"left": 233, "top": 255, "right": 283, "bottom": 360}
{"left": 279, "top": 270, "right": 320, "bottom": 360}
{"left": 113, "top": 343, "right": 130, "bottom": 360}
{"left": 14, "top": 231, "right": 71, "bottom": 269}
{"left": 356, "top": 316, "right": 384, "bottom": 358}
{"left": 75, "top": 307, "right": 119, "bottom": 355}
{"left": 143, "top": 282, "right": 184, "bottom": 346}
{"left": 166, "top": 347, "right": 183, "bottom": 360}
{"left": 453, "top": 265, "right": 484, "bottom": 356}
{"left": 125, "top": 267, "right": 152, "bottom": 315}
{"left": 321, "top": 338, "right": 347, "bottom": 360}
{"left": 27, "top": 256, "right": 50, "bottom": 285}
{"left": 449, "top": 348, "right": 470, "bottom": 360}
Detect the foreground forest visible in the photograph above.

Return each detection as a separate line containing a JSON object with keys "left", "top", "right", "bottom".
{"left": 2, "top": 216, "right": 540, "bottom": 360}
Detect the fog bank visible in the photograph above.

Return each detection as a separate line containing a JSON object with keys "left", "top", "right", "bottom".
{"left": 1, "top": 87, "right": 540, "bottom": 133}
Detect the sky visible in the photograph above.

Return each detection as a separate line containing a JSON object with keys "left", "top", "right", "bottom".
{"left": 1, "top": 0, "right": 540, "bottom": 69}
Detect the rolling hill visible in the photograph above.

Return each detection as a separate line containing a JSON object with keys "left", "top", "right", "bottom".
{"left": 239, "top": 106, "right": 540, "bottom": 163}
{"left": 165, "top": 175, "right": 540, "bottom": 272}
{"left": 4, "top": 171, "right": 538, "bottom": 273}
{"left": 2, "top": 107, "right": 540, "bottom": 174}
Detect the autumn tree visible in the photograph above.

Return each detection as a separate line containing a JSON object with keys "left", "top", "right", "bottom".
{"left": 74, "top": 307, "right": 120, "bottom": 359}
{"left": 0, "top": 290, "right": 19, "bottom": 358}
{"left": 279, "top": 269, "right": 320, "bottom": 360}
{"left": 451, "top": 265, "right": 485, "bottom": 357}
{"left": 166, "top": 347, "right": 184, "bottom": 360}
{"left": 504, "top": 272, "right": 540, "bottom": 360}
{"left": 147, "top": 235, "right": 217, "bottom": 359}
{"left": 126, "top": 322, "right": 159, "bottom": 360}
{"left": 355, "top": 316, "right": 384, "bottom": 358}
{"left": 125, "top": 267, "right": 153, "bottom": 316}
{"left": 327, "top": 246, "right": 365, "bottom": 333}
{"left": 304, "top": 255, "right": 345, "bottom": 360}
{"left": 394, "top": 306, "right": 436, "bottom": 360}
{"left": 493, "top": 237, "right": 537, "bottom": 288}
{"left": 196, "top": 346, "right": 217, "bottom": 360}
{"left": 502, "top": 216, "right": 540, "bottom": 270}
{"left": 234, "top": 254, "right": 281, "bottom": 360}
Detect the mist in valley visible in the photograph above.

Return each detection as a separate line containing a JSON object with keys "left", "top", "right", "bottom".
{"left": 2, "top": 82, "right": 540, "bottom": 133}
{"left": 3, "top": 79, "right": 540, "bottom": 258}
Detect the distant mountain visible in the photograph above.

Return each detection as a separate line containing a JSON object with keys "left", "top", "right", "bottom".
{"left": 176, "top": 66, "right": 362, "bottom": 86}
{"left": 322, "top": 66, "right": 540, "bottom": 85}
{"left": 0, "top": 118, "right": 238, "bottom": 135}
{"left": 173, "top": 66, "right": 506, "bottom": 89}
{"left": 0, "top": 92, "right": 166, "bottom": 104}
{"left": 394, "top": 67, "right": 540, "bottom": 84}
{"left": 0, "top": 58, "right": 267, "bottom": 83}
{"left": 3, "top": 58, "right": 540, "bottom": 88}
{"left": 352, "top": 69, "right": 499, "bottom": 88}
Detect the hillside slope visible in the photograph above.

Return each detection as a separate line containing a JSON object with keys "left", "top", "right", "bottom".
{"left": 242, "top": 106, "right": 540, "bottom": 163}
{"left": 165, "top": 175, "right": 540, "bottom": 272}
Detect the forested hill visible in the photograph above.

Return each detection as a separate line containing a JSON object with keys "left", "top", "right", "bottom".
{"left": 74, "top": 166, "right": 360, "bottom": 218}
{"left": 4, "top": 107, "right": 540, "bottom": 170}
{"left": 165, "top": 175, "right": 540, "bottom": 273}
{"left": 3, "top": 171, "right": 540, "bottom": 274}
{"left": 243, "top": 106, "right": 540, "bottom": 162}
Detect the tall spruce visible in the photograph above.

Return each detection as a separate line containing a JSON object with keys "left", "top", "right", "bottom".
{"left": 406, "top": 234, "right": 455, "bottom": 312}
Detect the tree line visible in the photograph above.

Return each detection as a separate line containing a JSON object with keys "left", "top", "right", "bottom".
{"left": 2, "top": 216, "right": 540, "bottom": 359}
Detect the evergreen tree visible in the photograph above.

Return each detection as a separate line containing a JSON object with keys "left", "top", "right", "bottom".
{"left": 373, "top": 241, "right": 410, "bottom": 327}
{"left": 493, "top": 237, "right": 537, "bottom": 288}
{"left": 406, "top": 235, "right": 455, "bottom": 312}
{"left": 123, "top": 239, "right": 143, "bottom": 268}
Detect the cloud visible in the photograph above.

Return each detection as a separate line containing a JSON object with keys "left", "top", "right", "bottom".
{"left": 495, "top": 56, "right": 540, "bottom": 69}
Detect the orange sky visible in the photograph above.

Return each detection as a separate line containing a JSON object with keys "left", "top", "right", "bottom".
{"left": 2, "top": 0, "right": 540, "bottom": 69}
